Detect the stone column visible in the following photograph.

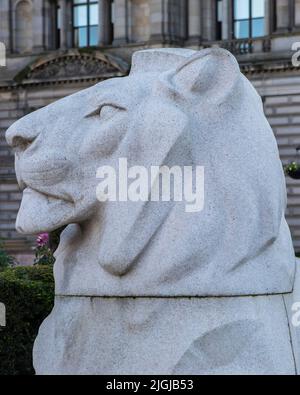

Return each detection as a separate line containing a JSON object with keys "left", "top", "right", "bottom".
{"left": 99, "top": 0, "right": 112, "bottom": 46}
{"left": 295, "top": 0, "right": 300, "bottom": 27}
{"left": 264, "top": 0, "right": 271, "bottom": 35}
{"left": 265, "top": 0, "right": 275, "bottom": 36}
{"left": 14, "top": 0, "right": 33, "bottom": 53}
{"left": 149, "top": 0, "right": 167, "bottom": 42}
{"left": 130, "top": 0, "right": 151, "bottom": 43}
{"left": 113, "top": 0, "right": 128, "bottom": 44}
{"left": 0, "top": 0, "right": 10, "bottom": 51}
{"left": 289, "top": 0, "right": 296, "bottom": 29}
{"left": 60, "top": 0, "right": 71, "bottom": 49}
{"left": 202, "top": 0, "right": 215, "bottom": 41}
{"left": 222, "top": 0, "right": 232, "bottom": 40}
{"left": 32, "top": 0, "right": 44, "bottom": 52}
{"left": 0, "top": 0, "right": 8, "bottom": 63}
{"left": 188, "top": 0, "right": 202, "bottom": 43}
{"left": 43, "top": 0, "right": 55, "bottom": 50}
{"left": 276, "top": 0, "right": 290, "bottom": 31}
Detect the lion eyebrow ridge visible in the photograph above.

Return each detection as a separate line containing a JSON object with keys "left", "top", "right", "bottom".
{"left": 85, "top": 103, "right": 127, "bottom": 118}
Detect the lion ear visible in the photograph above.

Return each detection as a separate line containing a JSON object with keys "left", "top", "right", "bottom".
{"left": 171, "top": 48, "right": 241, "bottom": 103}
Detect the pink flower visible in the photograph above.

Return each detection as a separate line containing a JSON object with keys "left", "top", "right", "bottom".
{"left": 36, "top": 233, "right": 49, "bottom": 247}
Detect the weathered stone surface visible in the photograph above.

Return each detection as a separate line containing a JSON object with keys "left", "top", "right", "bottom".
{"left": 6, "top": 48, "right": 296, "bottom": 297}
{"left": 284, "top": 260, "right": 300, "bottom": 374}
{"left": 6, "top": 48, "right": 299, "bottom": 374}
{"left": 33, "top": 288, "right": 297, "bottom": 375}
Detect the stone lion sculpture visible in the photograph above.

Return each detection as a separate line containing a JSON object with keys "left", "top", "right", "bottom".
{"left": 6, "top": 48, "right": 300, "bottom": 375}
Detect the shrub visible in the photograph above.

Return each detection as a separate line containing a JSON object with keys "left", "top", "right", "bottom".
{"left": 0, "top": 240, "right": 15, "bottom": 270}
{"left": 0, "top": 265, "right": 54, "bottom": 375}
{"left": 284, "top": 161, "right": 300, "bottom": 180}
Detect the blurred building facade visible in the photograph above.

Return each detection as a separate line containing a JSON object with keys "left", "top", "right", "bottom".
{"left": 1, "top": 0, "right": 300, "bottom": 260}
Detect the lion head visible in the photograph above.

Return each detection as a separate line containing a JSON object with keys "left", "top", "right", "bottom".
{"left": 6, "top": 48, "right": 295, "bottom": 296}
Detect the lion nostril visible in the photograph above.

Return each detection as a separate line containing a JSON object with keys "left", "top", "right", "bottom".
{"left": 12, "top": 136, "right": 35, "bottom": 153}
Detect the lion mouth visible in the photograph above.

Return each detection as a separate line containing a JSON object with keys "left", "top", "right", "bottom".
{"left": 16, "top": 162, "right": 74, "bottom": 204}
{"left": 15, "top": 157, "right": 74, "bottom": 203}
{"left": 23, "top": 186, "right": 75, "bottom": 205}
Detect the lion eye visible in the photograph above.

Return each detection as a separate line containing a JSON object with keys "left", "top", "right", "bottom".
{"left": 99, "top": 105, "right": 122, "bottom": 120}
{"left": 86, "top": 104, "right": 126, "bottom": 120}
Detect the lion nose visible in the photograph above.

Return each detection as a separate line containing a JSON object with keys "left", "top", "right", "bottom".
{"left": 6, "top": 121, "right": 38, "bottom": 152}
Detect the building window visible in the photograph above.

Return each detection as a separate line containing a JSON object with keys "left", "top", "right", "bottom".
{"left": 216, "top": 0, "right": 223, "bottom": 40}
{"left": 233, "top": 0, "right": 265, "bottom": 39}
{"left": 73, "top": 0, "right": 99, "bottom": 47}
{"left": 56, "top": 5, "right": 61, "bottom": 49}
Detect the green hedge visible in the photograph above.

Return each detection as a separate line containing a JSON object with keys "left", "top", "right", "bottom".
{"left": 0, "top": 239, "right": 15, "bottom": 269}
{"left": 0, "top": 265, "right": 54, "bottom": 375}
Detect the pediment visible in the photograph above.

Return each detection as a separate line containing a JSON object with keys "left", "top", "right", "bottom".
{"left": 16, "top": 50, "right": 129, "bottom": 84}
